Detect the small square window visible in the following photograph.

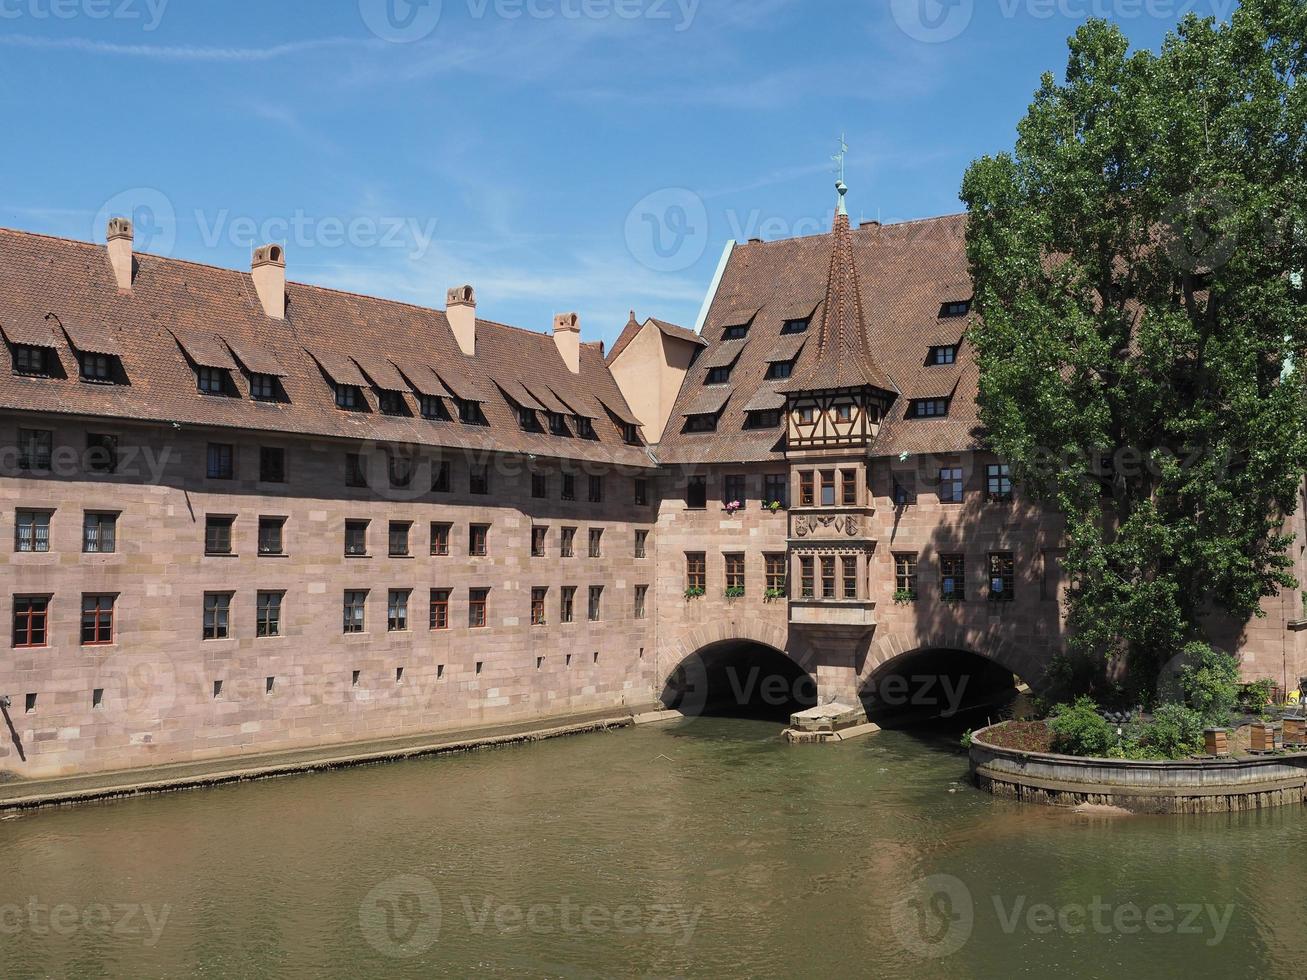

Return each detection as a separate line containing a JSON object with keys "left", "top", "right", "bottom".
{"left": 940, "top": 300, "right": 972, "bottom": 318}
{"left": 83, "top": 512, "right": 117, "bottom": 554}
{"left": 780, "top": 317, "right": 810, "bottom": 335}
{"left": 258, "top": 516, "right": 286, "bottom": 556}
{"left": 378, "top": 390, "right": 405, "bottom": 416}
{"left": 706, "top": 366, "right": 732, "bottom": 385}
{"left": 722, "top": 323, "right": 749, "bottom": 341}
{"left": 197, "top": 366, "right": 228, "bottom": 395}
{"left": 205, "top": 515, "right": 235, "bottom": 556}
{"left": 345, "top": 519, "right": 369, "bottom": 556}
{"left": 335, "top": 384, "right": 362, "bottom": 410}
{"left": 206, "top": 443, "right": 235, "bottom": 480}
{"left": 13, "top": 344, "right": 51, "bottom": 377}
{"left": 250, "top": 373, "right": 277, "bottom": 401}
{"left": 929, "top": 345, "right": 958, "bottom": 365}
{"left": 15, "top": 510, "right": 52, "bottom": 553}
{"left": 79, "top": 352, "right": 114, "bottom": 383}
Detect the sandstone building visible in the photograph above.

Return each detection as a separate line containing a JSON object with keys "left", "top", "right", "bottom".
{"left": 2, "top": 184, "right": 1304, "bottom": 776}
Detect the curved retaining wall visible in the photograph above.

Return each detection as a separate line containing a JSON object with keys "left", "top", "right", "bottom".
{"left": 970, "top": 723, "right": 1307, "bottom": 814}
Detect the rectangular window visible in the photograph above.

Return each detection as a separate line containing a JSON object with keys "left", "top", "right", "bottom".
{"left": 895, "top": 554, "right": 919, "bottom": 598}
{"left": 335, "top": 384, "right": 361, "bottom": 410}
{"left": 800, "top": 471, "right": 815, "bottom": 507}
{"left": 686, "top": 476, "right": 707, "bottom": 510}
{"left": 745, "top": 409, "right": 783, "bottom": 430}
{"left": 893, "top": 474, "right": 916, "bottom": 507}
{"left": 821, "top": 556, "right": 836, "bottom": 599}
{"left": 842, "top": 556, "right": 859, "bottom": 600}
{"left": 722, "top": 322, "right": 749, "bottom": 341}
{"left": 469, "top": 588, "right": 489, "bottom": 628}
{"left": 765, "top": 554, "right": 787, "bottom": 594}
{"left": 909, "top": 399, "right": 950, "bottom": 419}
{"left": 80, "top": 351, "right": 113, "bottom": 382}
{"left": 345, "top": 453, "right": 368, "bottom": 488}
{"left": 343, "top": 590, "right": 368, "bottom": 633}
{"left": 686, "top": 552, "right": 706, "bottom": 592}
{"left": 989, "top": 553, "right": 1015, "bottom": 602}
{"left": 930, "top": 345, "right": 958, "bottom": 365}
{"left": 389, "top": 521, "right": 412, "bottom": 557}
{"left": 684, "top": 413, "right": 718, "bottom": 433}
{"left": 205, "top": 515, "right": 234, "bottom": 556}
{"left": 429, "top": 589, "right": 450, "bottom": 630}
{"left": 560, "top": 586, "right": 575, "bottom": 624}
{"left": 202, "top": 592, "right": 232, "bottom": 640}
{"left": 344, "top": 520, "right": 369, "bottom": 557}
{"left": 250, "top": 373, "right": 276, "bottom": 401}
{"left": 634, "top": 585, "right": 648, "bottom": 620}
{"left": 259, "top": 447, "right": 287, "bottom": 483}
{"left": 15, "top": 510, "right": 52, "bottom": 553}
{"left": 83, "top": 512, "right": 117, "bottom": 554}
{"left": 378, "top": 391, "right": 405, "bottom": 417}
{"left": 197, "top": 366, "right": 227, "bottom": 395}
{"left": 430, "top": 522, "right": 451, "bottom": 556}
{"left": 207, "top": 443, "right": 234, "bottom": 480}
{"left": 532, "top": 526, "right": 548, "bottom": 558}
{"left": 588, "top": 528, "right": 603, "bottom": 558}
{"left": 560, "top": 527, "right": 576, "bottom": 558}
{"left": 576, "top": 417, "right": 596, "bottom": 440}
{"left": 456, "top": 398, "right": 484, "bottom": 425}
{"left": 531, "top": 587, "right": 548, "bottom": 626}
{"left": 561, "top": 474, "right": 576, "bottom": 501}
{"left": 800, "top": 556, "right": 815, "bottom": 598}
{"left": 634, "top": 478, "right": 648, "bottom": 506}
{"left": 723, "top": 475, "right": 746, "bottom": 508}
{"left": 86, "top": 433, "right": 118, "bottom": 474}
{"left": 725, "top": 553, "right": 745, "bottom": 592}
{"left": 939, "top": 467, "right": 964, "bottom": 504}
{"left": 532, "top": 473, "right": 548, "bottom": 499}
{"left": 986, "top": 463, "right": 1013, "bottom": 502}
{"left": 835, "top": 403, "right": 854, "bottom": 423}
{"left": 634, "top": 530, "right": 648, "bottom": 559}
{"left": 780, "top": 317, "right": 810, "bottom": 335}
{"left": 706, "top": 366, "right": 732, "bottom": 385}
{"left": 81, "top": 593, "right": 115, "bottom": 645}
{"left": 588, "top": 585, "right": 603, "bottom": 622}
{"left": 765, "top": 359, "right": 794, "bottom": 381}
{"left": 257, "top": 517, "right": 285, "bottom": 556}
{"left": 12, "top": 596, "right": 49, "bottom": 648}
{"left": 256, "top": 591, "right": 283, "bottom": 638}
{"left": 469, "top": 524, "right": 489, "bottom": 557}
{"left": 17, "top": 429, "right": 52, "bottom": 471}
{"left": 13, "top": 345, "right": 49, "bottom": 376}
{"left": 548, "top": 412, "right": 568, "bottom": 436}
{"left": 940, "top": 300, "right": 972, "bottom": 318}
{"left": 588, "top": 475, "right": 604, "bottom": 503}
{"left": 941, "top": 554, "right": 966, "bottom": 601}
{"left": 820, "top": 470, "right": 836, "bottom": 507}
{"left": 387, "top": 589, "right": 411, "bottom": 631}
{"left": 764, "top": 474, "right": 788, "bottom": 508}
{"left": 431, "top": 460, "right": 450, "bottom": 493}
{"left": 841, "top": 469, "right": 858, "bottom": 506}
{"left": 797, "top": 405, "right": 816, "bottom": 425}
{"left": 420, "top": 395, "right": 447, "bottom": 420}
{"left": 469, "top": 465, "right": 489, "bottom": 495}
{"left": 388, "top": 452, "right": 414, "bottom": 490}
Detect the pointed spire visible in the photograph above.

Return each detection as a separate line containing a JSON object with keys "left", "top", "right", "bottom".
{"left": 784, "top": 179, "right": 894, "bottom": 394}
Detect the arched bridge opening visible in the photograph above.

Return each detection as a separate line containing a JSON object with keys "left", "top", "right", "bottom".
{"left": 862, "top": 647, "right": 1028, "bottom": 732}
{"left": 660, "top": 641, "right": 817, "bottom": 721}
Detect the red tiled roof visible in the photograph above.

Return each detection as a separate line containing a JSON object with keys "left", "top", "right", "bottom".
{"left": 0, "top": 227, "right": 649, "bottom": 468}
{"left": 657, "top": 213, "right": 984, "bottom": 463}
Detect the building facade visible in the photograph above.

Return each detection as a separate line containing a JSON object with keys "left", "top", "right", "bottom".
{"left": 2, "top": 187, "right": 1304, "bottom": 777}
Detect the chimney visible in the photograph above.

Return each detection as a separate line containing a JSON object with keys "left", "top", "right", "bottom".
{"left": 553, "top": 312, "right": 580, "bottom": 373}
{"left": 107, "top": 217, "right": 134, "bottom": 292}
{"left": 446, "top": 285, "right": 476, "bottom": 356}
{"left": 251, "top": 244, "right": 286, "bottom": 320}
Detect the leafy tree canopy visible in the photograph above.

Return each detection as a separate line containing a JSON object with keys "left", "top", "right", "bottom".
{"left": 961, "top": 0, "right": 1307, "bottom": 698}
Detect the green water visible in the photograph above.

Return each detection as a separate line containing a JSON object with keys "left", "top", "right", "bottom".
{"left": 1, "top": 717, "right": 1305, "bottom": 978}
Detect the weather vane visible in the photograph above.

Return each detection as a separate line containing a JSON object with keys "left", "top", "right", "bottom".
{"left": 832, "top": 133, "right": 848, "bottom": 183}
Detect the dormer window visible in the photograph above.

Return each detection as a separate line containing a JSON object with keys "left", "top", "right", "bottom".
{"left": 622, "top": 422, "right": 640, "bottom": 445}
{"left": 765, "top": 359, "right": 795, "bottom": 381}
{"left": 335, "top": 384, "right": 362, "bottom": 410}
{"left": 909, "top": 398, "right": 950, "bottom": 418}
{"left": 197, "top": 366, "right": 230, "bottom": 396}
{"left": 939, "top": 300, "right": 971, "bottom": 318}
{"left": 79, "top": 352, "right": 115, "bottom": 383}
{"left": 684, "top": 413, "right": 718, "bottom": 433}
{"left": 378, "top": 390, "right": 406, "bottom": 416}
{"left": 13, "top": 345, "right": 50, "bottom": 377}
{"left": 835, "top": 403, "right": 853, "bottom": 422}
{"left": 722, "top": 323, "right": 749, "bottom": 341}
{"left": 455, "top": 398, "right": 486, "bottom": 425}
{"left": 929, "top": 345, "right": 957, "bottom": 365}
{"left": 706, "top": 366, "right": 732, "bottom": 385}
{"left": 576, "top": 417, "right": 597, "bottom": 440}
{"left": 517, "top": 405, "right": 539, "bottom": 431}
{"left": 745, "top": 410, "right": 782, "bottom": 429}
{"left": 780, "top": 318, "right": 810, "bottom": 335}
{"left": 420, "top": 395, "right": 449, "bottom": 421}
{"left": 249, "top": 373, "right": 277, "bottom": 401}
{"left": 548, "top": 412, "right": 569, "bottom": 436}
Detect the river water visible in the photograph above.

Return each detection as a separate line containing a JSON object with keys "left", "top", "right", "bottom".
{"left": 2, "top": 716, "right": 1305, "bottom": 978}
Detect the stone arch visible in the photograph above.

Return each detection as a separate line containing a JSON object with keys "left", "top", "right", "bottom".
{"left": 655, "top": 621, "right": 816, "bottom": 717}
{"left": 860, "top": 630, "right": 1047, "bottom": 696}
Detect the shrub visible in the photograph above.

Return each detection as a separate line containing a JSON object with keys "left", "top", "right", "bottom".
{"left": 1048, "top": 697, "right": 1117, "bottom": 757}
{"left": 1138, "top": 703, "right": 1204, "bottom": 759}
{"left": 1178, "top": 643, "right": 1240, "bottom": 726}
{"left": 1240, "top": 679, "right": 1276, "bottom": 711}
{"left": 893, "top": 589, "right": 918, "bottom": 605}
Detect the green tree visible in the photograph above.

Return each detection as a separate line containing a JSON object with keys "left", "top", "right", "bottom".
{"left": 961, "top": 2, "right": 1307, "bottom": 698}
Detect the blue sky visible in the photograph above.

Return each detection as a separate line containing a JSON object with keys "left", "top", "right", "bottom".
{"left": 0, "top": 0, "right": 1237, "bottom": 347}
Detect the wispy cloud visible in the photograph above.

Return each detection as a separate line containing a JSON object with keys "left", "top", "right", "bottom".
{"left": 0, "top": 33, "right": 363, "bottom": 62}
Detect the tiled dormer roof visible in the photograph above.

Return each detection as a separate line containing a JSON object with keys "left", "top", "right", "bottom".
{"left": 657, "top": 213, "right": 984, "bottom": 464}
{"left": 0, "top": 227, "right": 648, "bottom": 468}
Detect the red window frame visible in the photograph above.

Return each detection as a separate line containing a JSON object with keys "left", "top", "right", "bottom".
{"left": 469, "top": 588, "right": 489, "bottom": 628}
{"left": 429, "top": 589, "right": 450, "bottom": 630}
{"left": 81, "top": 593, "right": 115, "bottom": 646}
{"left": 13, "top": 596, "right": 50, "bottom": 648}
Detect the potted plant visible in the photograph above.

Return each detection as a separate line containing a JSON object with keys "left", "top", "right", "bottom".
{"left": 724, "top": 586, "right": 745, "bottom": 600}
{"left": 765, "top": 500, "right": 785, "bottom": 514}
{"left": 724, "top": 500, "right": 743, "bottom": 515}
{"left": 893, "top": 589, "right": 918, "bottom": 605}
{"left": 763, "top": 586, "right": 787, "bottom": 602}
{"left": 684, "top": 586, "right": 705, "bottom": 600}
